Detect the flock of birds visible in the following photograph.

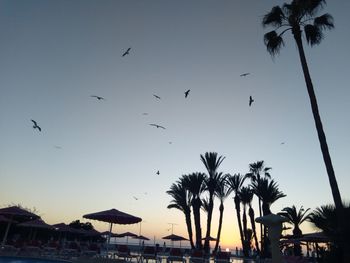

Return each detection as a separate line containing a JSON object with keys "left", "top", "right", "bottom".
{"left": 29, "top": 47, "right": 256, "bottom": 196}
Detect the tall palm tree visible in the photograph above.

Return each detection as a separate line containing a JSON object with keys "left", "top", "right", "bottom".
{"left": 200, "top": 152, "right": 225, "bottom": 252}
{"left": 262, "top": 0, "right": 343, "bottom": 214}
{"left": 181, "top": 172, "right": 206, "bottom": 249}
{"left": 213, "top": 175, "right": 232, "bottom": 253}
{"left": 247, "top": 192, "right": 260, "bottom": 254}
{"left": 240, "top": 186, "right": 254, "bottom": 257}
{"left": 245, "top": 161, "right": 271, "bottom": 249}
{"left": 226, "top": 173, "right": 246, "bottom": 253}
{"left": 279, "top": 205, "right": 310, "bottom": 256}
{"left": 166, "top": 181, "right": 195, "bottom": 249}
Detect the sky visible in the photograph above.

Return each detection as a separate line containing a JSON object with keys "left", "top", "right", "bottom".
{"left": 0, "top": 0, "right": 349, "bottom": 250}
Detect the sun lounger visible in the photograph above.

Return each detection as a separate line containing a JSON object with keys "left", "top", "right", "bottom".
{"left": 189, "top": 250, "right": 207, "bottom": 263}
{"left": 166, "top": 248, "right": 185, "bottom": 263}
{"left": 140, "top": 246, "right": 159, "bottom": 263}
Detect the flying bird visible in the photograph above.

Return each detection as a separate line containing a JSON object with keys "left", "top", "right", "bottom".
{"left": 156, "top": 170, "right": 160, "bottom": 175}
{"left": 133, "top": 196, "right": 139, "bottom": 200}
{"left": 249, "top": 96, "right": 254, "bottom": 107}
{"left": 240, "top": 73, "right": 250, "bottom": 77}
{"left": 122, "top": 47, "right": 131, "bottom": 57}
{"left": 149, "top": 124, "right": 166, "bottom": 129}
{"left": 184, "top": 89, "right": 190, "bottom": 98}
{"left": 91, "top": 95, "right": 105, "bottom": 101}
{"left": 142, "top": 113, "right": 149, "bottom": 115}
{"left": 31, "top": 120, "right": 41, "bottom": 132}
{"left": 281, "top": 142, "right": 285, "bottom": 145}
{"left": 153, "top": 94, "right": 161, "bottom": 100}
{"left": 54, "top": 145, "right": 62, "bottom": 149}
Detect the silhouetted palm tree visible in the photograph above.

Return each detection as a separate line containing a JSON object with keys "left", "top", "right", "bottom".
{"left": 166, "top": 181, "right": 195, "bottom": 249}
{"left": 262, "top": 0, "right": 342, "bottom": 215}
{"left": 245, "top": 161, "right": 271, "bottom": 249}
{"left": 240, "top": 186, "right": 254, "bottom": 257}
{"left": 200, "top": 152, "right": 225, "bottom": 252}
{"left": 181, "top": 172, "right": 206, "bottom": 249}
{"left": 247, "top": 192, "right": 260, "bottom": 254}
{"left": 252, "top": 178, "right": 286, "bottom": 256}
{"left": 309, "top": 204, "right": 350, "bottom": 262}
{"left": 279, "top": 205, "right": 310, "bottom": 256}
{"left": 226, "top": 173, "right": 246, "bottom": 253}
{"left": 213, "top": 174, "right": 232, "bottom": 253}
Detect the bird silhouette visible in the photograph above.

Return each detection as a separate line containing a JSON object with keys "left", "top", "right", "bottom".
{"left": 149, "top": 124, "right": 166, "bottom": 129}
{"left": 249, "top": 96, "right": 254, "bottom": 106}
{"left": 142, "top": 113, "right": 149, "bottom": 115}
{"left": 153, "top": 94, "right": 161, "bottom": 100}
{"left": 240, "top": 73, "right": 250, "bottom": 77}
{"left": 54, "top": 145, "right": 62, "bottom": 149}
{"left": 156, "top": 170, "right": 160, "bottom": 175}
{"left": 184, "top": 89, "right": 190, "bottom": 98}
{"left": 31, "top": 120, "right": 41, "bottom": 132}
{"left": 281, "top": 142, "right": 285, "bottom": 145}
{"left": 122, "top": 47, "right": 131, "bottom": 57}
{"left": 91, "top": 95, "right": 105, "bottom": 101}
{"left": 133, "top": 196, "right": 139, "bottom": 200}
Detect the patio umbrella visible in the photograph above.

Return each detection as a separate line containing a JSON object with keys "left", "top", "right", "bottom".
{"left": 83, "top": 208, "right": 142, "bottom": 253}
{"left": 0, "top": 206, "right": 40, "bottom": 246}
{"left": 162, "top": 234, "right": 188, "bottom": 248}
{"left": 133, "top": 235, "right": 150, "bottom": 241}
{"left": 202, "top": 236, "right": 217, "bottom": 241}
{"left": 17, "top": 218, "right": 54, "bottom": 240}
{"left": 116, "top": 231, "right": 138, "bottom": 244}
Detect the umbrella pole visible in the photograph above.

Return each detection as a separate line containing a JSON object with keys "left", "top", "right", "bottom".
{"left": 1, "top": 219, "right": 13, "bottom": 247}
{"left": 107, "top": 223, "right": 113, "bottom": 256}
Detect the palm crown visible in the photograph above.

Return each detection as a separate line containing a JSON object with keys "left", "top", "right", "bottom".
{"left": 262, "top": 0, "right": 334, "bottom": 55}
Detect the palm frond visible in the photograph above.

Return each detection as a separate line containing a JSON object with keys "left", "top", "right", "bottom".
{"left": 262, "top": 6, "right": 285, "bottom": 27}
{"left": 314, "top": 13, "right": 334, "bottom": 30}
{"left": 304, "top": 24, "right": 323, "bottom": 46}
{"left": 302, "top": 0, "right": 326, "bottom": 17}
{"left": 264, "top": 31, "right": 285, "bottom": 56}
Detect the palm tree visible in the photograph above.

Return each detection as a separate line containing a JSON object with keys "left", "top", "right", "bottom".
{"left": 309, "top": 204, "right": 350, "bottom": 262}
{"left": 279, "top": 205, "right": 310, "bottom": 256}
{"left": 240, "top": 186, "right": 254, "bottom": 257}
{"left": 213, "top": 174, "right": 232, "bottom": 253}
{"left": 226, "top": 173, "right": 246, "bottom": 253}
{"left": 245, "top": 161, "right": 271, "bottom": 250}
{"left": 181, "top": 172, "right": 206, "bottom": 249}
{"left": 262, "top": 0, "right": 342, "bottom": 214}
{"left": 200, "top": 152, "right": 225, "bottom": 252}
{"left": 247, "top": 192, "right": 260, "bottom": 254}
{"left": 252, "top": 178, "right": 286, "bottom": 257}
{"left": 166, "top": 181, "right": 195, "bottom": 249}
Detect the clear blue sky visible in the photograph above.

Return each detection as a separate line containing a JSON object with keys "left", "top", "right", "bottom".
{"left": 0, "top": 0, "right": 349, "bottom": 249}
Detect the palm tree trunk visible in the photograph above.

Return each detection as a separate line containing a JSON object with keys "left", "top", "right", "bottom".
{"left": 258, "top": 197, "right": 264, "bottom": 254}
{"left": 292, "top": 28, "right": 343, "bottom": 211}
{"left": 214, "top": 202, "right": 224, "bottom": 253}
{"left": 193, "top": 198, "right": 203, "bottom": 249}
{"left": 242, "top": 207, "right": 249, "bottom": 257}
{"left": 293, "top": 28, "right": 348, "bottom": 262}
{"left": 185, "top": 210, "right": 195, "bottom": 249}
{"left": 249, "top": 205, "right": 260, "bottom": 254}
{"left": 234, "top": 195, "right": 245, "bottom": 253}
{"left": 204, "top": 195, "right": 214, "bottom": 252}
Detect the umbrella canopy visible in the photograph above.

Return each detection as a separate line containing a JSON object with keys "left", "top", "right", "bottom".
{"left": 0, "top": 215, "right": 17, "bottom": 223}
{"left": 0, "top": 206, "right": 40, "bottom": 246}
{"left": 117, "top": 232, "right": 138, "bottom": 238}
{"left": 0, "top": 206, "right": 39, "bottom": 220}
{"left": 133, "top": 235, "right": 150, "bottom": 241}
{"left": 100, "top": 231, "right": 119, "bottom": 237}
{"left": 83, "top": 209, "right": 142, "bottom": 225}
{"left": 83, "top": 229, "right": 101, "bottom": 237}
{"left": 53, "top": 223, "right": 84, "bottom": 234}
{"left": 299, "top": 232, "right": 330, "bottom": 243}
{"left": 83, "top": 208, "right": 141, "bottom": 252}
{"left": 162, "top": 234, "right": 188, "bottom": 241}
{"left": 17, "top": 218, "right": 53, "bottom": 229}
{"left": 202, "top": 236, "right": 217, "bottom": 241}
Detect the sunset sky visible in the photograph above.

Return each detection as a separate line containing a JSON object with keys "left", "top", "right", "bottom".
{"left": 1, "top": 0, "right": 349, "bottom": 249}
